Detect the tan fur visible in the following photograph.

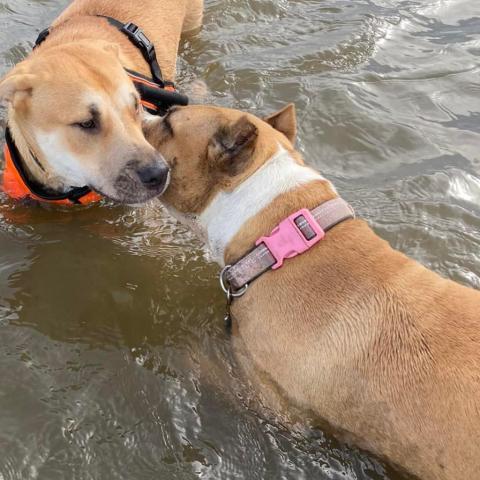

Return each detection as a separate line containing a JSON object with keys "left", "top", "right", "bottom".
{"left": 145, "top": 105, "right": 480, "bottom": 480}
{"left": 143, "top": 105, "right": 289, "bottom": 214}
{"left": 0, "top": 0, "right": 203, "bottom": 202}
{"left": 54, "top": 0, "right": 203, "bottom": 81}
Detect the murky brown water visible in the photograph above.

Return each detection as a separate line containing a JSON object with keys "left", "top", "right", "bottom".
{"left": 1, "top": 0, "right": 479, "bottom": 478}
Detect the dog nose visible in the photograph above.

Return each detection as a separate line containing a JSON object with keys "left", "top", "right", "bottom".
{"left": 136, "top": 162, "right": 170, "bottom": 192}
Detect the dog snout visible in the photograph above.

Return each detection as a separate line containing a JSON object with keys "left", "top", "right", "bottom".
{"left": 135, "top": 156, "right": 170, "bottom": 194}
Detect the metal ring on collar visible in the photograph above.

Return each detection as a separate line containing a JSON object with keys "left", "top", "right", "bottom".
{"left": 219, "top": 265, "right": 249, "bottom": 298}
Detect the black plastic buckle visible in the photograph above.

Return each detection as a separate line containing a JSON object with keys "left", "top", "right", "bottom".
{"left": 34, "top": 28, "right": 50, "bottom": 48}
{"left": 122, "top": 23, "right": 155, "bottom": 61}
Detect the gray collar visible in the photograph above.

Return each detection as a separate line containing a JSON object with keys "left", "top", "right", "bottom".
{"left": 220, "top": 197, "right": 355, "bottom": 296}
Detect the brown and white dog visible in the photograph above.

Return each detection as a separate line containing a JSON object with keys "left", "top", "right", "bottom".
{"left": 0, "top": 0, "right": 203, "bottom": 204}
{"left": 144, "top": 104, "right": 480, "bottom": 480}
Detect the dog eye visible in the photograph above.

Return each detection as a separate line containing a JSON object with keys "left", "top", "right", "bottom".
{"left": 76, "top": 119, "right": 97, "bottom": 130}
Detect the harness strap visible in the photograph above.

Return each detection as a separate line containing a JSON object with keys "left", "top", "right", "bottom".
{"left": 34, "top": 16, "right": 189, "bottom": 114}
{"left": 224, "top": 198, "right": 355, "bottom": 291}
{"left": 36, "top": 17, "right": 165, "bottom": 87}
{"left": 3, "top": 127, "right": 101, "bottom": 205}
{"left": 125, "top": 69, "right": 188, "bottom": 115}
{"left": 98, "top": 16, "right": 166, "bottom": 88}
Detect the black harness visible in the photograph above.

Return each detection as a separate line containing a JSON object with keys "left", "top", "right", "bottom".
{"left": 35, "top": 16, "right": 189, "bottom": 115}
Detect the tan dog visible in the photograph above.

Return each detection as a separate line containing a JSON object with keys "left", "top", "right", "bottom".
{"left": 0, "top": 0, "right": 203, "bottom": 203}
{"left": 144, "top": 105, "right": 480, "bottom": 480}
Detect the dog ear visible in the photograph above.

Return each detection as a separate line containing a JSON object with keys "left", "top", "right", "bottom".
{"left": 209, "top": 116, "right": 258, "bottom": 176}
{"left": 264, "top": 103, "right": 297, "bottom": 144}
{"left": 0, "top": 68, "right": 36, "bottom": 108}
{"left": 141, "top": 113, "right": 161, "bottom": 142}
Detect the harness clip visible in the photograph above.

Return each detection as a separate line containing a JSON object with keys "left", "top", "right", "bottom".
{"left": 122, "top": 23, "right": 155, "bottom": 61}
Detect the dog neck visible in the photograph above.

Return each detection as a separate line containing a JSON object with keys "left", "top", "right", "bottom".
{"left": 198, "top": 147, "right": 338, "bottom": 265}
{"left": 7, "top": 116, "right": 68, "bottom": 193}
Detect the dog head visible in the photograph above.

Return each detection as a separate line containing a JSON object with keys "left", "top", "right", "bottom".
{"left": 140, "top": 102, "right": 335, "bottom": 264}
{"left": 143, "top": 103, "right": 298, "bottom": 215}
{"left": 0, "top": 41, "right": 170, "bottom": 204}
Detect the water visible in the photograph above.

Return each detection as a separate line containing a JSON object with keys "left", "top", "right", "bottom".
{"left": 0, "top": 0, "right": 479, "bottom": 478}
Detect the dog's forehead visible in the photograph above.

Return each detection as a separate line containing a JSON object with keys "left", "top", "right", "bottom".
{"left": 171, "top": 106, "right": 245, "bottom": 134}
{"left": 29, "top": 67, "right": 136, "bottom": 117}
{"left": 33, "top": 47, "right": 130, "bottom": 93}
{"left": 83, "top": 82, "right": 137, "bottom": 104}
{"left": 178, "top": 105, "right": 235, "bottom": 120}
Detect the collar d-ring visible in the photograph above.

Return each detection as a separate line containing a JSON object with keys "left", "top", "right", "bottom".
{"left": 219, "top": 265, "right": 249, "bottom": 299}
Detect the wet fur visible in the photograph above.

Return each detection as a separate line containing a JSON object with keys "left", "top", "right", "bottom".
{"left": 145, "top": 104, "right": 480, "bottom": 480}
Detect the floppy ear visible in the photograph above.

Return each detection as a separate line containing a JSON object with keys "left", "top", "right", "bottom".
{"left": 264, "top": 103, "right": 297, "bottom": 144}
{"left": 0, "top": 70, "right": 36, "bottom": 108}
{"left": 208, "top": 116, "right": 258, "bottom": 177}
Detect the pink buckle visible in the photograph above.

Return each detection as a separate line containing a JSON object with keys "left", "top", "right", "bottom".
{"left": 256, "top": 208, "right": 325, "bottom": 270}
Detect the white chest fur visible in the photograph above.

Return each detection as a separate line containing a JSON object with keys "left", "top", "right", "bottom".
{"left": 198, "top": 147, "right": 331, "bottom": 264}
